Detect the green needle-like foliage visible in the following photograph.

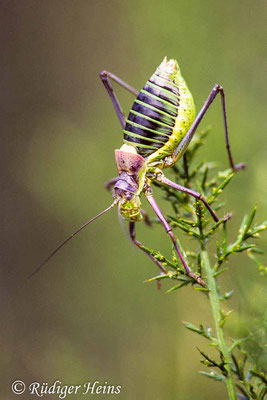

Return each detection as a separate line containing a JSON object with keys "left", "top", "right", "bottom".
{"left": 145, "top": 129, "right": 267, "bottom": 400}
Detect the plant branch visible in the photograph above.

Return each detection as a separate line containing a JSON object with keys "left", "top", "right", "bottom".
{"left": 201, "top": 246, "right": 237, "bottom": 400}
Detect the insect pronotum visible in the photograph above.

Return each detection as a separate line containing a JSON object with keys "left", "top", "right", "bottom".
{"left": 30, "top": 57, "right": 245, "bottom": 286}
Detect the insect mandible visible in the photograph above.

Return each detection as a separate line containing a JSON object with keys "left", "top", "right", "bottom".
{"left": 30, "top": 57, "right": 245, "bottom": 286}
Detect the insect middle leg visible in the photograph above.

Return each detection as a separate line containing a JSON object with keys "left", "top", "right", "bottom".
{"left": 144, "top": 186, "right": 205, "bottom": 286}
{"left": 156, "top": 173, "right": 220, "bottom": 222}
{"left": 174, "top": 84, "right": 246, "bottom": 172}
{"left": 100, "top": 70, "right": 139, "bottom": 128}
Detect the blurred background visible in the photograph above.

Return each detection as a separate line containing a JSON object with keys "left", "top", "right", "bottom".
{"left": 1, "top": 1, "right": 266, "bottom": 399}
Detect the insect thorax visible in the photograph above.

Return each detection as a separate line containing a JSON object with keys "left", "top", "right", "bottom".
{"left": 123, "top": 57, "right": 195, "bottom": 165}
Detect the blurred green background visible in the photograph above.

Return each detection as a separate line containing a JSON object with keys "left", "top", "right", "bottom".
{"left": 1, "top": 1, "right": 266, "bottom": 399}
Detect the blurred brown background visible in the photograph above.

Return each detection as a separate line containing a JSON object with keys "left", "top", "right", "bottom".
{"left": 1, "top": 1, "right": 266, "bottom": 399}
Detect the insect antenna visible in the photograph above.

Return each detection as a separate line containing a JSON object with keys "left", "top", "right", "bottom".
{"left": 28, "top": 199, "right": 119, "bottom": 279}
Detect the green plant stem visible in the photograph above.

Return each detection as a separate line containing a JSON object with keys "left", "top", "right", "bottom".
{"left": 201, "top": 246, "right": 237, "bottom": 400}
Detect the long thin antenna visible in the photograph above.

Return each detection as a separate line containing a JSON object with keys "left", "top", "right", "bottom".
{"left": 28, "top": 199, "right": 118, "bottom": 279}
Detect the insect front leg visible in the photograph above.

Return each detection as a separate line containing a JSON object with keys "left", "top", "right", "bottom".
{"left": 174, "top": 84, "right": 246, "bottom": 172}
{"left": 105, "top": 176, "right": 119, "bottom": 192}
{"left": 144, "top": 186, "right": 205, "bottom": 287}
{"left": 100, "top": 70, "right": 139, "bottom": 128}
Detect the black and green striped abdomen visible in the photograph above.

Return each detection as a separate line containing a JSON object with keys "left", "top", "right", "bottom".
{"left": 123, "top": 71, "right": 180, "bottom": 157}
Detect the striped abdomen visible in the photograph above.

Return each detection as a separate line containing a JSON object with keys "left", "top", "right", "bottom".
{"left": 123, "top": 58, "right": 195, "bottom": 162}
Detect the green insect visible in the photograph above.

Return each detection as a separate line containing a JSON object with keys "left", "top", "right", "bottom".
{"left": 30, "top": 57, "right": 245, "bottom": 285}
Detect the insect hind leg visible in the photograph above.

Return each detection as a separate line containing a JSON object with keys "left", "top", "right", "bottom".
{"left": 174, "top": 84, "right": 246, "bottom": 172}
{"left": 100, "top": 70, "right": 139, "bottom": 128}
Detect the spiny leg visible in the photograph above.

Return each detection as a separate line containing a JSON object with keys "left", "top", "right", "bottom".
{"left": 99, "top": 70, "right": 139, "bottom": 128}
{"left": 129, "top": 221, "right": 166, "bottom": 274}
{"left": 144, "top": 186, "right": 205, "bottom": 286}
{"left": 174, "top": 84, "right": 246, "bottom": 172}
{"left": 156, "top": 174, "right": 220, "bottom": 222}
